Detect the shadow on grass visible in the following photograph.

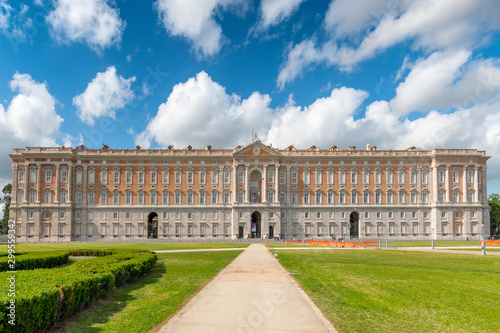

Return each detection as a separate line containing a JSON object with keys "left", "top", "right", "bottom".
{"left": 52, "top": 261, "right": 167, "bottom": 333}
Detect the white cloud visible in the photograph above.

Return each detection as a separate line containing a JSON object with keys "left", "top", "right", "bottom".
{"left": 0, "top": 0, "right": 11, "bottom": 32}
{"left": 136, "top": 71, "right": 272, "bottom": 148}
{"left": 154, "top": 0, "right": 245, "bottom": 57}
{"left": 391, "top": 50, "right": 500, "bottom": 115}
{"left": 259, "top": 0, "right": 306, "bottom": 29}
{"left": 279, "top": 0, "right": 500, "bottom": 88}
{"left": 0, "top": 73, "right": 64, "bottom": 182}
{"left": 46, "top": 0, "right": 125, "bottom": 51}
{"left": 73, "top": 66, "right": 136, "bottom": 126}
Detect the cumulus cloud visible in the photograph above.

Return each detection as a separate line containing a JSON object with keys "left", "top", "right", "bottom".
{"left": 73, "top": 66, "right": 136, "bottom": 126}
{"left": 154, "top": 0, "right": 245, "bottom": 57}
{"left": 391, "top": 50, "right": 500, "bottom": 115}
{"left": 0, "top": 73, "right": 64, "bottom": 183}
{"left": 278, "top": 0, "right": 500, "bottom": 88}
{"left": 46, "top": 0, "right": 125, "bottom": 51}
{"left": 258, "top": 0, "right": 306, "bottom": 29}
{"left": 136, "top": 71, "right": 272, "bottom": 148}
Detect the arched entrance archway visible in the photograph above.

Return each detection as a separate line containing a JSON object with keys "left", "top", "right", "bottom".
{"left": 148, "top": 212, "right": 158, "bottom": 239}
{"left": 251, "top": 212, "right": 261, "bottom": 238}
{"left": 349, "top": 212, "right": 359, "bottom": 238}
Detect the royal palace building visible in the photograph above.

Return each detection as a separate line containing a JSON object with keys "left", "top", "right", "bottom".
{"left": 8, "top": 141, "right": 490, "bottom": 242}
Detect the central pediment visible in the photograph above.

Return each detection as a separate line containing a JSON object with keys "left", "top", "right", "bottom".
{"left": 233, "top": 141, "right": 281, "bottom": 157}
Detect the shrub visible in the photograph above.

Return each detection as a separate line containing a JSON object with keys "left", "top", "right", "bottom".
{"left": 0, "top": 251, "right": 70, "bottom": 271}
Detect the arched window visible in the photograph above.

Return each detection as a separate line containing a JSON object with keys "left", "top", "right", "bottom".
{"left": 327, "top": 169, "right": 334, "bottom": 184}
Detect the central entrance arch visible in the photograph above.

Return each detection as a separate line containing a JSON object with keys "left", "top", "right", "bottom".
{"left": 148, "top": 212, "right": 158, "bottom": 239}
{"left": 349, "top": 212, "right": 359, "bottom": 238}
{"left": 251, "top": 211, "right": 261, "bottom": 238}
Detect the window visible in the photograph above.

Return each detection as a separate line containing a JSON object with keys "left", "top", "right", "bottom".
{"left": 238, "top": 169, "right": 244, "bottom": 183}
{"left": 452, "top": 170, "right": 459, "bottom": 183}
{"left": 45, "top": 191, "right": 51, "bottom": 203}
{"left": 388, "top": 212, "right": 393, "bottom": 219}
{"left": 113, "top": 212, "right": 118, "bottom": 219}
{"left": 400, "top": 211, "right": 405, "bottom": 219}
{"left": 44, "top": 223, "right": 50, "bottom": 235}
{"left": 280, "top": 192, "right": 285, "bottom": 203}
{"left": 269, "top": 212, "right": 274, "bottom": 219}
{"left": 61, "top": 169, "right": 67, "bottom": 183}
{"left": 126, "top": 170, "right": 132, "bottom": 184}
{"left": 224, "top": 169, "right": 230, "bottom": 184}
{"left": 387, "top": 169, "right": 393, "bottom": 184}
{"left": 19, "top": 169, "right": 24, "bottom": 183}
{"left": 187, "top": 170, "right": 193, "bottom": 184}
{"left": 100, "top": 224, "right": 106, "bottom": 235}
{"left": 399, "top": 191, "right": 405, "bottom": 203}
{"left": 138, "top": 191, "right": 144, "bottom": 204}
{"left": 305, "top": 212, "right": 310, "bottom": 219}
{"left": 45, "top": 169, "right": 52, "bottom": 182}
{"left": 441, "top": 211, "right": 446, "bottom": 219}
{"left": 410, "top": 170, "right": 416, "bottom": 184}
{"left": 375, "top": 191, "right": 381, "bottom": 203}
{"left": 438, "top": 191, "right": 445, "bottom": 203}
{"left": 101, "top": 191, "right": 107, "bottom": 204}
{"left": 387, "top": 191, "right": 393, "bottom": 203}
{"left": 339, "top": 191, "right": 346, "bottom": 204}
{"left": 467, "top": 171, "right": 473, "bottom": 183}
{"left": 421, "top": 171, "right": 428, "bottom": 184}
{"left": 303, "top": 192, "right": 309, "bottom": 203}
{"left": 410, "top": 191, "right": 416, "bottom": 203}
{"left": 280, "top": 171, "right": 285, "bottom": 184}
{"left": 438, "top": 170, "right": 444, "bottom": 183}
{"left": 163, "top": 170, "right": 169, "bottom": 184}
{"left": 200, "top": 211, "right": 206, "bottom": 220}
{"left": 29, "top": 168, "right": 36, "bottom": 183}
{"left": 175, "top": 170, "right": 181, "bottom": 184}
{"left": 138, "top": 170, "right": 144, "bottom": 184}
{"left": 364, "top": 212, "right": 369, "bottom": 219}
{"left": 327, "top": 191, "right": 333, "bottom": 204}
{"left": 151, "top": 191, "right": 157, "bottom": 204}
{"left": 471, "top": 211, "right": 476, "bottom": 218}
{"left": 317, "top": 212, "right": 321, "bottom": 219}
{"left": 339, "top": 169, "right": 346, "bottom": 184}
{"left": 315, "top": 170, "right": 322, "bottom": 184}
{"left": 175, "top": 192, "right": 181, "bottom": 204}
{"left": 313, "top": 191, "right": 320, "bottom": 203}
{"left": 200, "top": 170, "right": 206, "bottom": 184}
{"left": 60, "top": 192, "right": 66, "bottom": 203}
{"left": 113, "top": 191, "right": 119, "bottom": 204}
{"left": 329, "top": 212, "right": 334, "bottom": 219}
{"left": 151, "top": 170, "right": 157, "bottom": 184}
{"left": 422, "top": 191, "right": 428, "bottom": 203}
{"left": 363, "top": 170, "right": 369, "bottom": 184}
{"left": 327, "top": 169, "right": 334, "bottom": 184}
{"left": 467, "top": 191, "right": 473, "bottom": 202}
{"left": 363, "top": 191, "right": 369, "bottom": 203}
{"left": 351, "top": 170, "right": 357, "bottom": 184}
{"left": 292, "top": 192, "right": 298, "bottom": 204}
{"left": 76, "top": 191, "right": 82, "bottom": 204}
{"left": 114, "top": 170, "right": 120, "bottom": 184}
{"left": 211, "top": 191, "right": 218, "bottom": 204}
{"left": 88, "top": 192, "right": 94, "bottom": 204}
{"left": 88, "top": 169, "right": 95, "bottom": 184}
{"left": 351, "top": 191, "right": 357, "bottom": 204}
{"left": 377, "top": 212, "right": 381, "bottom": 219}
{"left": 398, "top": 169, "right": 405, "bottom": 184}
{"left": 268, "top": 169, "right": 274, "bottom": 183}
{"left": 212, "top": 169, "right": 218, "bottom": 184}
{"left": 291, "top": 170, "right": 298, "bottom": 184}
{"left": 375, "top": 169, "right": 381, "bottom": 184}
{"left": 126, "top": 191, "right": 132, "bottom": 204}
{"left": 101, "top": 170, "right": 107, "bottom": 184}
{"left": 453, "top": 191, "right": 459, "bottom": 203}
{"left": 224, "top": 192, "right": 230, "bottom": 203}
{"left": 268, "top": 191, "right": 274, "bottom": 203}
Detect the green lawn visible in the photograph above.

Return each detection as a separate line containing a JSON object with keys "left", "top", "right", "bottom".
{"left": 55, "top": 250, "right": 242, "bottom": 333}
{"left": 273, "top": 249, "right": 500, "bottom": 333}
{"left": 269, "top": 240, "right": 480, "bottom": 249}
{"left": 0, "top": 242, "right": 249, "bottom": 253}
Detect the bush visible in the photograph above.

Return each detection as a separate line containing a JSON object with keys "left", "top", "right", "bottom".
{"left": 0, "top": 251, "right": 70, "bottom": 271}
{"left": 0, "top": 249, "right": 156, "bottom": 332}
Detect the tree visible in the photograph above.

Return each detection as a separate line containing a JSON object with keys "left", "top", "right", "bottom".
{"left": 1, "top": 184, "right": 11, "bottom": 234}
{"left": 488, "top": 193, "right": 500, "bottom": 236}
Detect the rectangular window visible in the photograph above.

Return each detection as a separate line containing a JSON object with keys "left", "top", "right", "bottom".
{"left": 363, "top": 192, "right": 369, "bottom": 203}
{"left": 398, "top": 170, "right": 405, "bottom": 184}
{"left": 280, "top": 192, "right": 285, "bottom": 204}
{"left": 315, "top": 171, "right": 321, "bottom": 184}
{"left": 187, "top": 171, "right": 194, "bottom": 184}
{"left": 61, "top": 169, "right": 67, "bottom": 183}
{"left": 45, "top": 169, "right": 52, "bottom": 182}
{"left": 327, "top": 170, "right": 334, "bottom": 184}
{"left": 101, "top": 192, "right": 107, "bottom": 204}
{"left": 467, "top": 171, "right": 473, "bottom": 183}
{"left": 212, "top": 170, "right": 218, "bottom": 184}
{"left": 351, "top": 192, "right": 357, "bottom": 204}
{"left": 113, "top": 212, "right": 118, "bottom": 219}
{"left": 268, "top": 191, "right": 274, "bottom": 203}
{"left": 200, "top": 191, "right": 206, "bottom": 204}
{"left": 125, "top": 192, "right": 131, "bottom": 204}
{"left": 163, "top": 170, "right": 169, "bottom": 184}
{"left": 126, "top": 170, "right": 132, "bottom": 184}
{"left": 113, "top": 192, "right": 119, "bottom": 204}
{"left": 175, "top": 192, "right": 181, "bottom": 204}
{"left": 410, "top": 192, "right": 416, "bottom": 203}
{"left": 88, "top": 170, "right": 95, "bottom": 184}
{"left": 377, "top": 212, "right": 381, "bottom": 219}
{"left": 304, "top": 171, "right": 310, "bottom": 184}
{"left": 363, "top": 171, "right": 369, "bottom": 184}
{"left": 327, "top": 192, "right": 333, "bottom": 204}
{"left": 351, "top": 171, "right": 357, "bottom": 184}
{"left": 138, "top": 192, "right": 144, "bottom": 204}
{"left": 388, "top": 211, "right": 393, "bottom": 219}
{"left": 212, "top": 192, "right": 218, "bottom": 204}
{"left": 45, "top": 191, "right": 51, "bottom": 203}
{"left": 340, "top": 170, "right": 346, "bottom": 184}
{"left": 303, "top": 192, "right": 309, "bottom": 204}
{"left": 410, "top": 170, "right": 416, "bottom": 184}
{"left": 452, "top": 171, "right": 459, "bottom": 183}
{"left": 339, "top": 192, "right": 345, "bottom": 204}
{"left": 375, "top": 170, "right": 381, "bottom": 184}
{"left": 30, "top": 169, "right": 36, "bottom": 183}
{"left": 412, "top": 211, "right": 417, "bottom": 219}
{"left": 422, "top": 192, "right": 428, "bottom": 203}
{"left": 151, "top": 171, "right": 157, "bottom": 184}
{"left": 269, "top": 212, "right": 274, "bottom": 219}
{"left": 175, "top": 171, "right": 181, "bottom": 184}
{"left": 101, "top": 170, "right": 107, "bottom": 184}
{"left": 268, "top": 170, "right": 274, "bottom": 184}
{"left": 438, "top": 171, "right": 444, "bottom": 183}
{"left": 61, "top": 192, "right": 67, "bottom": 203}
{"left": 375, "top": 191, "right": 381, "bottom": 203}
{"left": 291, "top": 171, "right": 298, "bottom": 184}
{"left": 399, "top": 191, "right": 405, "bottom": 203}
{"left": 76, "top": 191, "right": 82, "bottom": 204}
{"left": 453, "top": 191, "right": 459, "bottom": 202}
{"left": 316, "top": 192, "right": 321, "bottom": 203}
{"left": 238, "top": 170, "right": 244, "bottom": 183}
{"left": 422, "top": 171, "right": 428, "bottom": 184}
{"left": 138, "top": 171, "right": 144, "bottom": 184}
{"left": 88, "top": 192, "right": 94, "bottom": 204}
{"left": 151, "top": 191, "right": 157, "bottom": 204}
{"left": 19, "top": 170, "right": 25, "bottom": 183}
{"left": 292, "top": 192, "right": 298, "bottom": 204}
{"left": 113, "top": 171, "right": 120, "bottom": 184}
{"left": 400, "top": 212, "right": 405, "bottom": 219}
{"left": 100, "top": 224, "right": 106, "bottom": 235}
{"left": 224, "top": 170, "right": 230, "bottom": 184}
{"left": 387, "top": 170, "right": 393, "bottom": 184}
{"left": 387, "top": 192, "right": 393, "bottom": 204}
{"left": 280, "top": 172, "right": 285, "bottom": 184}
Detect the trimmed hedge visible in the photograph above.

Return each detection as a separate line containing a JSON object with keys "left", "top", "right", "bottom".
{"left": 0, "top": 251, "right": 70, "bottom": 271}
{"left": 0, "top": 249, "right": 156, "bottom": 332}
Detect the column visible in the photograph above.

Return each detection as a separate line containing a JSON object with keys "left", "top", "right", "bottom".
{"left": 231, "top": 162, "right": 237, "bottom": 203}
{"left": 262, "top": 164, "right": 267, "bottom": 203}
{"left": 462, "top": 166, "right": 467, "bottom": 202}
{"left": 482, "top": 166, "right": 487, "bottom": 204}
{"left": 68, "top": 164, "right": 73, "bottom": 202}
{"left": 24, "top": 163, "right": 29, "bottom": 203}
{"left": 55, "top": 164, "right": 60, "bottom": 203}
{"left": 36, "top": 164, "right": 41, "bottom": 203}
{"left": 417, "top": 166, "right": 422, "bottom": 204}
{"left": 275, "top": 164, "right": 280, "bottom": 203}
{"left": 444, "top": 165, "right": 450, "bottom": 203}
{"left": 432, "top": 163, "right": 438, "bottom": 203}
{"left": 473, "top": 166, "right": 478, "bottom": 202}
{"left": 244, "top": 164, "right": 249, "bottom": 203}
{"left": 83, "top": 165, "right": 88, "bottom": 204}
{"left": 286, "top": 166, "right": 291, "bottom": 204}
{"left": 219, "top": 165, "right": 223, "bottom": 203}
{"left": 11, "top": 165, "right": 17, "bottom": 205}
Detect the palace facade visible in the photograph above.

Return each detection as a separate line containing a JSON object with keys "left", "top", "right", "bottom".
{"left": 9, "top": 141, "right": 490, "bottom": 242}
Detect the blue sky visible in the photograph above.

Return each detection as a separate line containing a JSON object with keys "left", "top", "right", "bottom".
{"left": 1, "top": 0, "right": 500, "bottom": 193}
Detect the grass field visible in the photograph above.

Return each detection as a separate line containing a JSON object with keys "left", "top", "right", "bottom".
{"left": 0, "top": 242, "right": 249, "bottom": 253}
{"left": 273, "top": 249, "right": 500, "bottom": 333}
{"left": 268, "top": 240, "right": 481, "bottom": 248}
{"left": 54, "top": 250, "right": 242, "bottom": 333}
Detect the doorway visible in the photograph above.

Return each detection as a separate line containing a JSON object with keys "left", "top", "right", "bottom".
{"left": 269, "top": 225, "right": 274, "bottom": 239}
{"left": 238, "top": 225, "right": 244, "bottom": 239}
{"left": 148, "top": 212, "right": 158, "bottom": 239}
{"left": 251, "top": 211, "right": 261, "bottom": 238}
{"left": 349, "top": 212, "right": 359, "bottom": 238}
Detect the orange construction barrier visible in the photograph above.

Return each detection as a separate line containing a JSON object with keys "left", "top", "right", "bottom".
{"left": 480, "top": 240, "right": 500, "bottom": 247}
{"left": 307, "top": 240, "right": 379, "bottom": 248}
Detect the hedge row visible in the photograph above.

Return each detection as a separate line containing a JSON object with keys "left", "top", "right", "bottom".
{"left": 0, "top": 251, "right": 70, "bottom": 272}
{"left": 0, "top": 249, "right": 157, "bottom": 332}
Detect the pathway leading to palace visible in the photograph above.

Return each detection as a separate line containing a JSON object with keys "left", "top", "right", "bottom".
{"left": 157, "top": 244, "right": 337, "bottom": 333}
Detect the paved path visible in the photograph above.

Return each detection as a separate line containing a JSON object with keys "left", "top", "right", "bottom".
{"left": 158, "top": 244, "right": 337, "bottom": 333}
